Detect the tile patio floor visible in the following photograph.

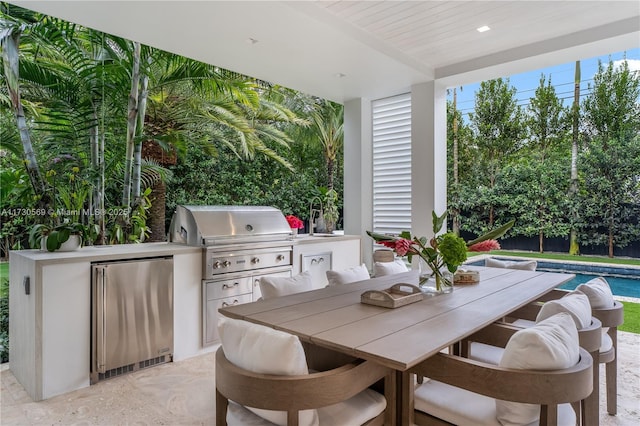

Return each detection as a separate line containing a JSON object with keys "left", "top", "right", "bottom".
{"left": 1, "top": 331, "right": 639, "bottom": 425}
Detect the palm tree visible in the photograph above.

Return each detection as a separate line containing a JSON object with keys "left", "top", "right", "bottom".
{"left": 1, "top": 8, "right": 47, "bottom": 200}
{"left": 569, "top": 61, "right": 581, "bottom": 255}
{"left": 310, "top": 99, "right": 343, "bottom": 192}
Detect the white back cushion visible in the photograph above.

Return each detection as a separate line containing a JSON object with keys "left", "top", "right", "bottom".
{"left": 259, "top": 271, "right": 313, "bottom": 300}
{"left": 374, "top": 259, "right": 409, "bottom": 277}
{"left": 218, "top": 316, "right": 318, "bottom": 426}
{"left": 485, "top": 258, "right": 537, "bottom": 271}
{"left": 535, "top": 290, "right": 592, "bottom": 329}
{"left": 576, "top": 277, "right": 614, "bottom": 309}
{"left": 326, "top": 263, "right": 370, "bottom": 286}
{"left": 496, "top": 313, "right": 580, "bottom": 425}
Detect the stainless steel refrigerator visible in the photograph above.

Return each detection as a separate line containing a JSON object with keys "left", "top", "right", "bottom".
{"left": 91, "top": 256, "right": 173, "bottom": 384}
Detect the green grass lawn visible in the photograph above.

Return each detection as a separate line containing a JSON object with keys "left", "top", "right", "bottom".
{"left": 468, "top": 250, "right": 640, "bottom": 266}
{"left": 619, "top": 301, "right": 640, "bottom": 334}
{"left": 0, "top": 262, "right": 8, "bottom": 298}
{"left": 0, "top": 262, "right": 8, "bottom": 280}
{"left": 469, "top": 251, "right": 640, "bottom": 334}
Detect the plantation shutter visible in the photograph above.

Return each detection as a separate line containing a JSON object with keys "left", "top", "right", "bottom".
{"left": 372, "top": 93, "right": 412, "bottom": 235}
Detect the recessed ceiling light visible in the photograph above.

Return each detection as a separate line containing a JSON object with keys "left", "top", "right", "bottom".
{"left": 477, "top": 25, "right": 491, "bottom": 33}
{"left": 334, "top": 73, "right": 347, "bottom": 78}
{"left": 246, "top": 38, "right": 259, "bottom": 45}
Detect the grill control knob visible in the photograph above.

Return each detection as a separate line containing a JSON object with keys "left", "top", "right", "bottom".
{"left": 251, "top": 257, "right": 260, "bottom": 264}
{"left": 213, "top": 261, "right": 221, "bottom": 269}
{"left": 223, "top": 260, "right": 231, "bottom": 267}
{"left": 276, "top": 254, "right": 285, "bottom": 262}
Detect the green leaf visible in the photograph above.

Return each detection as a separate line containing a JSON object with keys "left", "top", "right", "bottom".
{"left": 432, "top": 210, "right": 447, "bottom": 234}
{"left": 466, "top": 219, "right": 516, "bottom": 247}
{"left": 366, "top": 231, "right": 395, "bottom": 242}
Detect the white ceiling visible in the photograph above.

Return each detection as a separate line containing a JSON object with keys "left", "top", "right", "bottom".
{"left": 8, "top": 1, "right": 640, "bottom": 103}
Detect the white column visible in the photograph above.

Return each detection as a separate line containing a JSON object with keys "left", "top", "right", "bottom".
{"left": 343, "top": 98, "right": 372, "bottom": 267}
{"left": 411, "top": 81, "right": 448, "bottom": 238}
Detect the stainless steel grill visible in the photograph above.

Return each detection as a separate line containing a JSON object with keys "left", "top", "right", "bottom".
{"left": 169, "top": 205, "right": 294, "bottom": 276}
{"left": 169, "top": 205, "right": 294, "bottom": 345}
{"left": 169, "top": 205, "right": 293, "bottom": 246}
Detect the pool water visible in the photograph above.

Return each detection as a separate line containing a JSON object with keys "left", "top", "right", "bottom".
{"left": 467, "top": 258, "right": 640, "bottom": 298}
{"left": 558, "top": 273, "right": 640, "bottom": 299}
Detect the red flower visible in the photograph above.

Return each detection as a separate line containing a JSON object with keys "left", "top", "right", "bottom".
{"left": 285, "top": 215, "right": 304, "bottom": 229}
{"left": 468, "top": 239, "right": 501, "bottom": 252}
{"left": 379, "top": 241, "right": 396, "bottom": 249}
{"left": 395, "top": 238, "right": 413, "bottom": 256}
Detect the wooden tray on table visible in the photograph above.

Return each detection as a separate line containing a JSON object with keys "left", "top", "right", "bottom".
{"left": 361, "top": 283, "right": 423, "bottom": 308}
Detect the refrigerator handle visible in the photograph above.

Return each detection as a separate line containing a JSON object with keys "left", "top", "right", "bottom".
{"left": 95, "top": 266, "right": 107, "bottom": 373}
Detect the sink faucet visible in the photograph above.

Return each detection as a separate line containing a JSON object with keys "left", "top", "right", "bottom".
{"left": 309, "top": 197, "right": 324, "bottom": 236}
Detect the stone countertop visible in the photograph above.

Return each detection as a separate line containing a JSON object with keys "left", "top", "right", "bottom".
{"left": 293, "top": 234, "right": 360, "bottom": 244}
{"left": 9, "top": 235, "right": 362, "bottom": 264}
{"left": 9, "top": 242, "right": 201, "bottom": 265}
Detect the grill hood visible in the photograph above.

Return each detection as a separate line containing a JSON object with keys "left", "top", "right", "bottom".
{"left": 169, "top": 205, "right": 293, "bottom": 246}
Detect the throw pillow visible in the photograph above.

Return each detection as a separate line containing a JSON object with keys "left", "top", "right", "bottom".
{"left": 326, "top": 263, "right": 370, "bottom": 286}
{"left": 259, "top": 271, "right": 313, "bottom": 300}
{"left": 496, "top": 312, "right": 579, "bottom": 425}
{"left": 218, "top": 316, "right": 318, "bottom": 426}
{"left": 576, "top": 277, "right": 614, "bottom": 309}
{"left": 485, "top": 258, "right": 537, "bottom": 271}
{"left": 535, "top": 290, "right": 592, "bottom": 329}
{"left": 374, "top": 259, "right": 409, "bottom": 277}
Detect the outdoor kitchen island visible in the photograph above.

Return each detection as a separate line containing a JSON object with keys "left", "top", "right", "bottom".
{"left": 8, "top": 235, "right": 361, "bottom": 401}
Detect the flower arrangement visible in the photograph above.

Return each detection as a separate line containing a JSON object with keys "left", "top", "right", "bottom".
{"left": 368, "top": 211, "right": 514, "bottom": 292}
{"left": 285, "top": 215, "right": 304, "bottom": 229}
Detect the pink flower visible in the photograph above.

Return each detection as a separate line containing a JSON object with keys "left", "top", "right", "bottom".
{"left": 285, "top": 215, "right": 304, "bottom": 229}
{"left": 395, "top": 238, "right": 413, "bottom": 256}
{"left": 468, "top": 239, "right": 501, "bottom": 252}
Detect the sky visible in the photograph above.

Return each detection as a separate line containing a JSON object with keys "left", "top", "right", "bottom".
{"left": 449, "top": 48, "right": 640, "bottom": 122}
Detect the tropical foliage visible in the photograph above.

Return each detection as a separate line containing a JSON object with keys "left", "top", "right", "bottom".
{"left": 1, "top": 4, "right": 340, "bottom": 254}
{"left": 448, "top": 60, "right": 640, "bottom": 257}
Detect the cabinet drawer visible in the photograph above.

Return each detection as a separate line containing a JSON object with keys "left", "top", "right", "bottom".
{"left": 203, "top": 293, "right": 253, "bottom": 345}
{"left": 205, "top": 276, "right": 252, "bottom": 300}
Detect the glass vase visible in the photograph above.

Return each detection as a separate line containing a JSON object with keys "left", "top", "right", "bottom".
{"left": 418, "top": 260, "right": 454, "bottom": 296}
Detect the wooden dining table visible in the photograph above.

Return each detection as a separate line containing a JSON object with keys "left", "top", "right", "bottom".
{"left": 218, "top": 265, "right": 575, "bottom": 425}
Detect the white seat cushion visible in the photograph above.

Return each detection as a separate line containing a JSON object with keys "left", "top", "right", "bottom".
{"left": 414, "top": 379, "right": 576, "bottom": 426}
{"left": 512, "top": 318, "right": 535, "bottom": 328}
{"left": 218, "top": 316, "right": 318, "bottom": 426}
{"left": 576, "top": 277, "right": 615, "bottom": 309}
{"left": 496, "top": 313, "right": 580, "bottom": 425}
{"left": 535, "top": 290, "right": 592, "bottom": 329}
{"left": 259, "top": 271, "right": 313, "bottom": 300}
{"left": 485, "top": 258, "right": 537, "bottom": 271}
{"left": 326, "top": 264, "right": 370, "bottom": 286}
{"left": 374, "top": 259, "right": 408, "bottom": 277}
{"left": 469, "top": 342, "right": 504, "bottom": 365}
{"left": 600, "top": 331, "right": 613, "bottom": 354}
{"left": 227, "top": 388, "right": 386, "bottom": 426}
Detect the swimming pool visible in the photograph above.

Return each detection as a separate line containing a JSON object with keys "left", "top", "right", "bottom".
{"left": 467, "top": 258, "right": 640, "bottom": 298}
{"left": 558, "top": 273, "right": 640, "bottom": 298}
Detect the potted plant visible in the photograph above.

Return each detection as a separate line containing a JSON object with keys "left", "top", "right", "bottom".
{"left": 321, "top": 188, "right": 339, "bottom": 234}
{"left": 29, "top": 221, "right": 86, "bottom": 252}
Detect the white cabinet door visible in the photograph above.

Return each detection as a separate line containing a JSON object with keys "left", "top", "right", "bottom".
{"left": 293, "top": 237, "right": 361, "bottom": 289}
{"left": 203, "top": 293, "right": 253, "bottom": 345}
{"left": 302, "top": 252, "right": 332, "bottom": 288}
